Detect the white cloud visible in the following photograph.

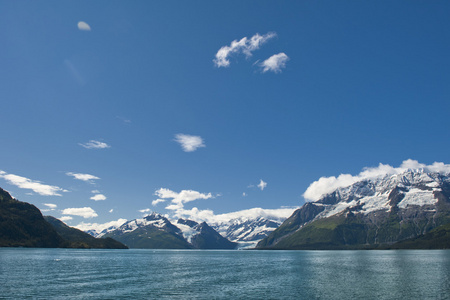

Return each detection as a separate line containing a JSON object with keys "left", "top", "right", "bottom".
{"left": 109, "top": 209, "right": 114, "bottom": 213}
{"left": 154, "top": 188, "right": 213, "bottom": 215}
{"left": 156, "top": 188, "right": 213, "bottom": 209}
{"left": 74, "top": 218, "right": 128, "bottom": 234}
{"left": 79, "top": 140, "right": 111, "bottom": 149}
{"left": 303, "top": 159, "right": 450, "bottom": 202}
{"left": 90, "top": 194, "right": 106, "bottom": 201}
{"left": 170, "top": 206, "right": 296, "bottom": 225}
{"left": 59, "top": 216, "right": 73, "bottom": 222}
{"left": 260, "top": 52, "right": 289, "bottom": 73}
{"left": 242, "top": 192, "right": 247, "bottom": 197}
{"left": 257, "top": 179, "right": 267, "bottom": 191}
{"left": 152, "top": 199, "right": 166, "bottom": 206}
{"left": 62, "top": 207, "right": 98, "bottom": 219}
{"left": 91, "top": 190, "right": 100, "bottom": 193}
{"left": 174, "top": 134, "right": 205, "bottom": 152}
{"left": 66, "top": 172, "right": 100, "bottom": 183}
{"left": 139, "top": 208, "right": 152, "bottom": 214}
{"left": 0, "top": 170, "right": 66, "bottom": 196}
{"left": 43, "top": 203, "right": 57, "bottom": 209}
{"left": 77, "top": 21, "right": 91, "bottom": 31}
{"left": 214, "top": 32, "right": 277, "bottom": 68}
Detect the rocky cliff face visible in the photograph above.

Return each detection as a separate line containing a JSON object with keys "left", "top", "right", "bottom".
{"left": 257, "top": 169, "right": 450, "bottom": 249}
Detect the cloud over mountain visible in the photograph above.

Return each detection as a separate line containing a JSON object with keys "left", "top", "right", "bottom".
{"left": 303, "top": 159, "right": 450, "bottom": 201}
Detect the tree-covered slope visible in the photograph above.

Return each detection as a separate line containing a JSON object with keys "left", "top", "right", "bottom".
{"left": 0, "top": 188, "right": 64, "bottom": 247}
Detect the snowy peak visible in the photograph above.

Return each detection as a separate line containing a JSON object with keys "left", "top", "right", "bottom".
{"left": 314, "top": 170, "right": 448, "bottom": 218}
{"left": 257, "top": 168, "right": 450, "bottom": 249}
{"left": 111, "top": 213, "right": 178, "bottom": 236}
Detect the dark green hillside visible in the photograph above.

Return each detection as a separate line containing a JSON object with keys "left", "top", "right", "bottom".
{"left": 0, "top": 188, "right": 64, "bottom": 247}
{"left": 190, "top": 222, "right": 237, "bottom": 249}
{"left": 268, "top": 214, "right": 368, "bottom": 250}
{"left": 44, "top": 216, "right": 128, "bottom": 249}
{"left": 385, "top": 223, "right": 450, "bottom": 249}
{"left": 104, "top": 226, "right": 193, "bottom": 249}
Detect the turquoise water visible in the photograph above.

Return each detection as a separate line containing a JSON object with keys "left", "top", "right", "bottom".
{"left": 0, "top": 249, "right": 449, "bottom": 299}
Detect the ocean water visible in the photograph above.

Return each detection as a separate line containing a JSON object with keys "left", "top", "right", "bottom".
{"left": 0, "top": 249, "right": 449, "bottom": 299}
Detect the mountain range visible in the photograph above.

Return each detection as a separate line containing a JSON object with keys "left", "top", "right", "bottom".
{"left": 256, "top": 169, "right": 450, "bottom": 249}
{"left": 101, "top": 213, "right": 238, "bottom": 249}
{"left": 87, "top": 212, "right": 288, "bottom": 249}
{"left": 2, "top": 167, "right": 450, "bottom": 250}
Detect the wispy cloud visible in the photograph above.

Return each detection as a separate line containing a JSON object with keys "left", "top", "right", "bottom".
{"left": 0, "top": 170, "right": 66, "bottom": 196}
{"left": 139, "top": 208, "right": 152, "bottom": 214}
{"left": 64, "top": 59, "right": 85, "bottom": 85}
{"left": 303, "top": 159, "right": 450, "bottom": 201}
{"left": 174, "top": 134, "right": 205, "bottom": 152}
{"left": 79, "top": 140, "right": 111, "bottom": 149}
{"left": 109, "top": 209, "right": 114, "bottom": 213}
{"left": 259, "top": 53, "right": 289, "bottom": 73}
{"left": 77, "top": 21, "right": 91, "bottom": 31}
{"left": 117, "top": 116, "right": 131, "bottom": 124}
{"left": 257, "top": 179, "right": 268, "bottom": 191}
{"left": 40, "top": 203, "right": 58, "bottom": 212}
{"left": 43, "top": 203, "right": 57, "bottom": 209}
{"left": 62, "top": 207, "right": 98, "bottom": 219}
{"left": 66, "top": 172, "right": 100, "bottom": 183}
{"left": 214, "top": 32, "right": 277, "bottom": 67}
{"left": 152, "top": 199, "right": 166, "bottom": 206}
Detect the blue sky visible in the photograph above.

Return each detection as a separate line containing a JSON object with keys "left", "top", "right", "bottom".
{"left": 1, "top": 1, "right": 450, "bottom": 227}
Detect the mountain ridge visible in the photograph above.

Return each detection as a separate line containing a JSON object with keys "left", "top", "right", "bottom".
{"left": 103, "top": 213, "right": 238, "bottom": 249}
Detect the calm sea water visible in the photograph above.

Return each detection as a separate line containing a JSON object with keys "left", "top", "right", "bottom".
{"left": 0, "top": 249, "right": 449, "bottom": 299}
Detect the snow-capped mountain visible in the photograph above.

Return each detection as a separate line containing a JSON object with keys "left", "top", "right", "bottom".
{"left": 202, "top": 207, "right": 295, "bottom": 248}
{"left": 102, "top": 213, "right": 236, "bottom": 249}
{"left": 212, "top": 217, "right": 283, "bottom": 247}
{"left": 257, "top": 169, "right": 450, "bottom": 249}
{"left": 176, "top": 219, "right": 237, "bottom": 249}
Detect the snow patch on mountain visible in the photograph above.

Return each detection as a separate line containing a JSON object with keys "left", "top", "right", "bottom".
{"left": 313, "top": 168, "right": 449, "bottom": 220}
{"left": 398, "top": 189, "right": 437, "bottom": 209}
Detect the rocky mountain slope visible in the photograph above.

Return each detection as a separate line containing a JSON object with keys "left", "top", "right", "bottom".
{"left": 257, "top": 169, "right": 450, "bottom": 249}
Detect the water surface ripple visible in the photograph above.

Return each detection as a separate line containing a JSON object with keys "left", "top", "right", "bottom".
{"left": 0, "top": 249, "right": 449, "bottom": 299}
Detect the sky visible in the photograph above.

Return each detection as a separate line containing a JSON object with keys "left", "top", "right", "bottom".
{"left": 1, "top": 1, "right": 450, "bottom": 228}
